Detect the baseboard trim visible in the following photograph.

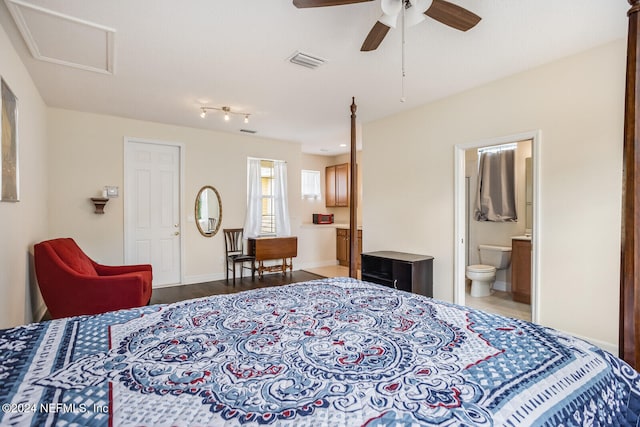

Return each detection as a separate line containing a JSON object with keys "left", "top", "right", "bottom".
{"left": 493, "top": 280, "right": 509, "bottom": 292}
{"left": 567, "top": 331, "right": 618, "bottom": 356}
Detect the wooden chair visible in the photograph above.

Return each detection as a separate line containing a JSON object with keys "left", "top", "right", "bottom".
{"left": 223, "top": 228, "right": 255, "bottom": 284}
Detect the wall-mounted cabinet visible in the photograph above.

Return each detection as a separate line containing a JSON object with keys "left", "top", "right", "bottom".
{"left": 326, "top": 163, "right": 349, "bottom": 207}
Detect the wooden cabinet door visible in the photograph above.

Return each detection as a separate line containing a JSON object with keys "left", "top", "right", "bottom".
{"left": 392, "top": 261, "right": 413, "bottom": 292}
{"left": 325, "top": 165, "right": 336, "bottom": 207}
{"left": 335, "top": 163, "right": 349, "bottom": 207}
{"left": 336, "top": 228, "right": 348, "bottom": 266}
{"left": 511, "top": 239, "right": 531, "bottom": 304}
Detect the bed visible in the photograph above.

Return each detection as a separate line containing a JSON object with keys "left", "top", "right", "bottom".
{"left": 1, "top": 277, "right": 639, "bottom": 426}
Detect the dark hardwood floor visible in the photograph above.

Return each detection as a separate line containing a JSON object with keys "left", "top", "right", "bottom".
{"left": 41, "top": 271, "right": 324, "bottom": 321}
{"left": 150, "top": 270, "right": 323, "bottom": 305}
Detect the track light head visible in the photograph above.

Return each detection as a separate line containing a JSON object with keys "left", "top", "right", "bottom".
{"left": 199, "top": 105, "right": 252, "bottom": 124}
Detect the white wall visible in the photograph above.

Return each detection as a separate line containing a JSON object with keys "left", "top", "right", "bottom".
{"left": 0, "top": 24, "right": 48, "bottom": 328}
{"left": 46, "top": 109, "right": 332, "bottom": 285}
{"left": 362, "top": 39, "right": 625, "bottom": 351}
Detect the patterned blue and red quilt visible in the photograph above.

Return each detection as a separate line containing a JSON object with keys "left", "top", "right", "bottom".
{"left": 1, "top": 278, "right": 639, "bottom": 426}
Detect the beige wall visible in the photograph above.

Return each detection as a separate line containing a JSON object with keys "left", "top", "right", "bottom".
{"left": 0, "top": 24, "right": 49, "bottom": 328}
{"left": 362, "top": 39, "right": 625, "bottom": 351}
{"left": 46, "top": 109, "right": 336, "bottom": 284}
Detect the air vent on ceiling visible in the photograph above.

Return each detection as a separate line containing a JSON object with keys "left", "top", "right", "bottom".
{"left": 240, "top": 129, "right": 257, "bottom": 134}
{"left": 288, "top": 51, "right": 326, "bottom": 69}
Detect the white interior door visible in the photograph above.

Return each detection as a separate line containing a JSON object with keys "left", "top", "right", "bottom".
{"left": 124, "top": 139, "right": 182, "bottom": 287}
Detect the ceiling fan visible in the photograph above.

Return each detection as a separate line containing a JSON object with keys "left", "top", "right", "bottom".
{"left": 293, "top": 0, "right": 481, "bottom": 51}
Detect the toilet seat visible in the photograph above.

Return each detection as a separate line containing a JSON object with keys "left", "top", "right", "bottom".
{"left": 466, "top": 264, "right": 496, "bottom": 274}
{"left": 466, "top": 264, "right": 497, "bottom": 297}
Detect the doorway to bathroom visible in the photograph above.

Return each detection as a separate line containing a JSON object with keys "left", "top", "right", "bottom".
{"left": 454, "top": 131, "right": 540, "bottom": 323}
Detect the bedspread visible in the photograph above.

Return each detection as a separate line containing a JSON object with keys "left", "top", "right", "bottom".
{"left": 1, "top": 277, "right": 639, "bottom": 426}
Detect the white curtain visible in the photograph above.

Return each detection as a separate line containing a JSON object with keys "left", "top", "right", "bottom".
{"left": 474, "top": 147, "right": 517, "bottom": 222}
{"left": 243, "top": 158, "right": 262, "bottom": 238}
{"left": 274, "top": 160, "right": 291, "bottom": 236}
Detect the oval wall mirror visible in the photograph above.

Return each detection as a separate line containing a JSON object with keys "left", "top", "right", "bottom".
{"left": 195, "top": 185, "right": 222, "bottom": 237}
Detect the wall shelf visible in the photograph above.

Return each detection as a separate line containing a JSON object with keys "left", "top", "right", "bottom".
{"left": 90, "top": 197, "right": 109, "bottom": 214}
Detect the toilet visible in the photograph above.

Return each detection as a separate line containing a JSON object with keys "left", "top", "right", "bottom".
{"left": 466, "top": 244, "right": 512, "bottom": 297}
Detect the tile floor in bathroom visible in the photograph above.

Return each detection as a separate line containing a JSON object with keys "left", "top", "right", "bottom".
{"left": 465, "top": 283, "right": 531, "bottom": 322}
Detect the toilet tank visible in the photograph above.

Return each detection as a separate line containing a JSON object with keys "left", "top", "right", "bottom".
{"left": 478, "top": 244, "right": 512, "bottom": 269}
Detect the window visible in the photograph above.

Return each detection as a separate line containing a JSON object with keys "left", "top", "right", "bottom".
{"left": 244, "top": 158, "right": 291, "bottom": 238}
{"left": 260, "top": 160, "right": 275, "bottom": 235}
{"left": 301, "top": 170, "right": 321, "bottom": 199}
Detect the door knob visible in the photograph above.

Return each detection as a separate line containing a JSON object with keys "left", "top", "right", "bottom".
{"left": 174, "top": 231, "right": 180, "bottom": 236}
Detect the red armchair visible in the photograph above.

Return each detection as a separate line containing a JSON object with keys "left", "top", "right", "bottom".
{"left": 34, "top": 238, "right": 152, "bottom": 319}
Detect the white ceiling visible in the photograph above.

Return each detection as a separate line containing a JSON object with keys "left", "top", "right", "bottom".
{"left": 0, "top": 0, "right": 629, "bottom": 155}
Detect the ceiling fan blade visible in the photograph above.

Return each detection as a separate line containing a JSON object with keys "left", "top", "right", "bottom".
{"left": 424, "top": 0, "right": 481, "bottom": 31}
{"left": 293, "top": 0, "right": 373, "bottom": 8}
{"left": 360, "top": 21, "right": 391, "bottom": 51}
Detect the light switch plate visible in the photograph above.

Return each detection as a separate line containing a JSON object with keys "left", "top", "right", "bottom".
{"left": 105, "top": 186, "right": 119, "bottom": 197}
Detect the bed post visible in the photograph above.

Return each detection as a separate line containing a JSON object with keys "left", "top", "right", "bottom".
{"left": 621, "top": 0, "right": 640, "bottom": 369}
{"left": 349, "top": 97, "right": 358, "bottom": 278}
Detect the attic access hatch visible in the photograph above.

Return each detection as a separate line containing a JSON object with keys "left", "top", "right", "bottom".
{"left": 5, "top": 0, "right": 116, "bottom": 74}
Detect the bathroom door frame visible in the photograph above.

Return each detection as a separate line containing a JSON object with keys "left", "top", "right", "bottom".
{"left": 453, "top": 130, "right": 541, "bottom": 323}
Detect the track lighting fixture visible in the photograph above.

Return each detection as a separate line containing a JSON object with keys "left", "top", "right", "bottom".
{"left": 199, "top": 105, "right": 251, "bottom": 123}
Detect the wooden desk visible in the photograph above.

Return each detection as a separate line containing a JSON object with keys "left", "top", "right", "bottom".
{"left": 247, "top": 236, "right": 298, "bottom": 279}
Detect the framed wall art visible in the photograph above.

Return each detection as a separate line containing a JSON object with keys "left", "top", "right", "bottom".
{"left": 1, "top": 78, "right": 18, "bottom": 202}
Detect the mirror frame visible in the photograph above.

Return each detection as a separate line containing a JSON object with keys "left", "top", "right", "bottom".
{"left": 195, "top": 185, "right": 222, "bottom": 237}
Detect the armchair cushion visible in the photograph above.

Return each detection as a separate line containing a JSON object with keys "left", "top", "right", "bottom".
{"left": 34, "top": 238, "right": 153, "bottom": 319}
{"left": 52, "top": 238, "right": 98, "bottom": 276}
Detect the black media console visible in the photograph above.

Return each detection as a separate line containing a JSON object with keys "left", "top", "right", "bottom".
{"left": 361, "top": 251, "right": 434, "bottom": 297}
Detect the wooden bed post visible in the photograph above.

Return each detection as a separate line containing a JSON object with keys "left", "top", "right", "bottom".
{"left": 621, "top": 0, "right": 640, "bottom": 369}
{"left": 349, "top": 98, "right": 358, "bottom": 278}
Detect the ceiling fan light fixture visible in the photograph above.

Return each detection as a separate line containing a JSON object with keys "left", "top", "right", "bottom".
{"left": 404, "top": 6, "right": 426, "bottom": 27}
{"left": 380, "top": 0, "right": 402, "bottom": 17}
{"left": 379, "top": 13, "right": 398, "bottom": 28}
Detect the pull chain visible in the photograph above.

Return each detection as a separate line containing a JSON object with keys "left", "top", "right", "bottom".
{"left": 400, "top": 1, "right": 406, "bottom": 103}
